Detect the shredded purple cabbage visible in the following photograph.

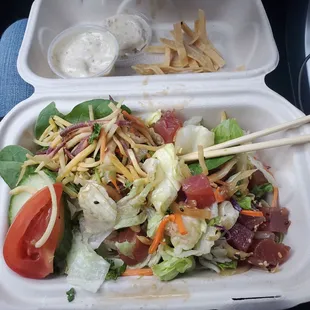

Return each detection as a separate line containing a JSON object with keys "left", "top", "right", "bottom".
{"left": 215, "top": 225, "right": 231, "bottom": 240}
{"left": 116, "top": 120, "right": 132, "bottom": 126}
{"left": 230, "top": 198, "right": 242, "bottom": 212}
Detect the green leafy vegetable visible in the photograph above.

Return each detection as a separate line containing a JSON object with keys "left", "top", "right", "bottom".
{"left": 120, "top": 104, "right": 132, "bottom": 114}
{"left": 234, "top": 190, "right": 242, "bottom": 197}
{"left": 66, "top": 288, "right": 76, "bottom": 302}
{"left": 275, "top": 232, "right": 284, "bottom": 244}
{"left": 124, "top": 180, "right": 133, "bottom": 189}
{"left": 35, "top": 102, "right": 63, "bottom": 139}
{"left": 251, "top": 183, "right": 273, "bottom": 199}
{"left": 115, "top": 241, "right": 135, "bottom": 259}
{"left": 54, "top": 199, "right": 73, "bottom": 274}
{"left": 0, "top": 145, "right": 33, "bottom": 189}
{"left": 114, "top": 179, "right": 152, "bottom": 229}
{"left": 188, "top": 155, "right": 234, "bottom": 175}
{"left": 0, "top": 145, "right": 31, "bottom": 162}
{"left": 95, "top": 169, "right": 101, "bottom": 184}
{"left": 64, "top": 99, "right": 112, "bottom": 123}
{"left": 35, "top": 99, "right": 131, "bottom": 140}
{"left": 67, "top": 231, "right": 110, "bottom": 293}
{"left": 212, "top": 119, "right": 244, "bottom": 144}
{"left": 236, "top": 196, "right": 252, "bottom": 210}
{"left": 217, "top": 260, "right": 237, "bottom": 271}
{"left": 105, "top": 259, "right": 127, "bottom": 280}
{"left": 208, "top": 216, "right": 221, "bottom": 226}
{"left": 89, "top": 123, "right": 101, "bottom": 144}
{"left": 152, "top": 256, "right": 195, "bottom": 281}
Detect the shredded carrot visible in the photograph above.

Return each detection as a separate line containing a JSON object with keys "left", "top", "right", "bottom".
{"left": 110, "top": 175, "right": 120, "bottom": 193}
{"left": 99, "top": 128, "right": 107, "bottom": 163}
{"left": 215, "top": 180, "right": 228, "bottom": 186}
{"left": 149, "top": 215, "right": 175, "bottom": 254}
{"left": 240, "top": 210, "right": 264, "bottom": 217}
{"left": 122, "top": 268, "right": 153, "bottom": 277}
{"left": 214, "top": 187, "right": 227, "bottom": 203}
{"left": 122, "top": 111, "right": 146, "bottom": 128}
{"left": 271, "top": 187, "right": 279, "bottom": 208}
{"left": 174, "top": 214, "right": 187, "bottom": 235}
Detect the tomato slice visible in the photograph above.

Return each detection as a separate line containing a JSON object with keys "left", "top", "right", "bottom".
{"left": 153, "top": 111, "right": 183, "bottom": 143}
{"left": 3, "top": 184, "right": 64, "bottom": 279}
{"left": 182, "top": 174, "right": 216, "bottom": 209}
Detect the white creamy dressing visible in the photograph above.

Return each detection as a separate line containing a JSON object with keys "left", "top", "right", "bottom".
{"left": 52, "top": 30, "right": 118, "bottom": 78}
{"left": 105, "top": 14, "right": 149, "bottom": 57}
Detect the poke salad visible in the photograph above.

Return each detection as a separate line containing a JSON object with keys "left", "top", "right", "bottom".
{"left": 0, "top": 98, "right": 291, "bottom": 295}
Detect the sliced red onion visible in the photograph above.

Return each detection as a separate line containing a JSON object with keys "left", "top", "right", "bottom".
{"left": 64, "top": 148, "right": 74, "bottom": 160}
{"left": 36, "top": 149, "right": 48, "bottom": 155}
{"left": 60, "top": 122, "right": 90, "bottom": 137}
{"left": 116, "top": 120, "right": 132, "bottom": 126}
{"left": 46, "top": 147, "right": 54, "bottom": 155}
{"left": 230, "top": 198, "right": 242, "bottom": 212}
{"left": 71, "top": 137, "right": 89, "bottom": 156}
{"left": 48, "top": 140, "right": 67, "bottom": 158}
{"left": 109, "top": 95, "right": 117, "bottom": 104}
{"left": 254, "top": 231, "right": 275, "bottom": 241}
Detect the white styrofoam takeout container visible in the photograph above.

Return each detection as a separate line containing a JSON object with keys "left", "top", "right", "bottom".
{"left": 1, "top": 88, "right": 310, "bottom": 310}
{"left": 1, "top": 0, "right": 309, "bottom": 309}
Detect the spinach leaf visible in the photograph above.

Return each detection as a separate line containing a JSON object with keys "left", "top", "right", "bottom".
{"left": 251, "top": 183, "right": 273, "bottom": 199}
{"left": 236, "top": 196, "right": 252, "bottom": 210}
{"left": 42, "top": 169, "right": 57, "bottom": 181}
{"left": 212, "top": 119, "right": 244, "bottom": 144}
{"left": 35, "top": 99, "right": 131, "bottom": 139}
{"left": 0, "top": 145, "right": 33, "bottom": 189}
{"left": 54, "top": 199, "right": 73, "bottom": 274}
{"left": 188, "top": 155, "right": 234, "bottom": 175}
{"left": 66, "top": 288, "right": 76, "bottom": 303}
{"left": 121, "top": 104, "right": 132, "bottom": 114}
{"left": 64, "top": 99, "right": 112, "bottom": 123}
{"left": 217, "top": 260, "right": 237, "bottom": 271}
{"left": 0, "top": 145, "right": 30, "bottom": 162}
{"left": 105, "top": 259, "right": 127, "bottom": 281}
{"left": 35, "top": 102, "right": 63, "bottom": 139}
{"left": 88, "top": 123, "right": 101, "bottom": 144}
{"left": 0, "top": 162, "right": 23, "bottom": 189}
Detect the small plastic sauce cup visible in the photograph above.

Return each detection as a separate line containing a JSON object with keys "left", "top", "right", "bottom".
{"left": 48, "top": 25, "right": 119, "bottom": 79}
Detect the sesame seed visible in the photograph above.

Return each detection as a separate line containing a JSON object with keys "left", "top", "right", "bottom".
{"left": 278, "top": 252, "right": 283, "bottom": 258}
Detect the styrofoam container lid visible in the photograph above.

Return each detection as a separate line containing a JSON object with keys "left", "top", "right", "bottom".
{"left": 17, "top": 0, "right": 279, "bottom": 90}
{"left": 0, "top": 87, "right": 310, "bottom": 309}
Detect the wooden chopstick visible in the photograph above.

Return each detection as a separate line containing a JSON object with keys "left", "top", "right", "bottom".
{"left": 203, "top": 115, "right": 310, "bottom": 153}
{"left": 181, "top": 134, "right": 310, "bottom": 162}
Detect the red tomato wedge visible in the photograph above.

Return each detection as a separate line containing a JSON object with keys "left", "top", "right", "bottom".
{"left": 182, "top": 174, "right": 216, "bottom": 209}
{"left": 3, "top": 184, "right": 64, "bottom": 279}
{"left": 153, "top": 111, "right": 183, "bottom": 143}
